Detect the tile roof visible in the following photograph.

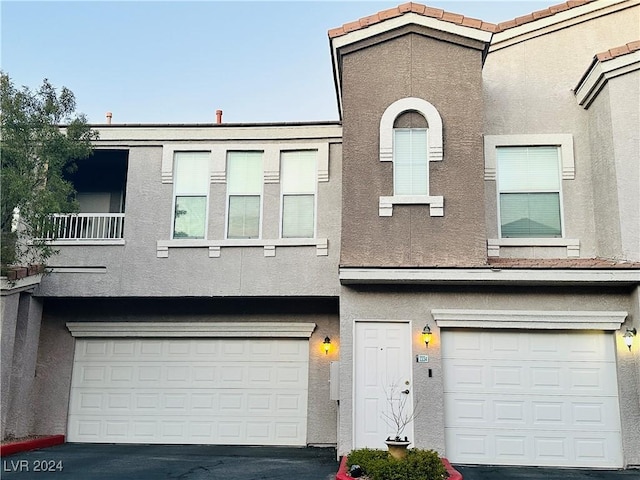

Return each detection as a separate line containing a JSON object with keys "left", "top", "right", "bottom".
{"left": 487, "top": 258, "right": 640, "bottom": 269}
{"left": 328, "top": 0, "right": 595, "bottom": 39}
{"left": 595, "top": 40, "right": 640, "bottom": 61}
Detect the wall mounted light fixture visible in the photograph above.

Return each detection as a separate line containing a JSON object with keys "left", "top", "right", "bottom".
{"left": 623, "top": 328, "right": 637, "bottom": 351}
{"left": 422, "top": 325, "right": 432, "bottom": 348}
{"left": 323, "top": 336, "right": 331, "bottom": 355}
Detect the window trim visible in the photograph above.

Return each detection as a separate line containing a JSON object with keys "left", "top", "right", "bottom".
{"left": 378, "top": 97, "right": 444, "bottom": 217}
{"left": 379, "top": 97, "right": 443, "bottom": 163}
{"left": 484, "top": 134, "right": 578, "bottom": 257}
{"left": 484, "top": 134, "right": 575, "bottom": 181}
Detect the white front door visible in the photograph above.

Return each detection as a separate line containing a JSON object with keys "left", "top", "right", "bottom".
{"left": 354, "top": 321, "right": 413, "bottom": 449}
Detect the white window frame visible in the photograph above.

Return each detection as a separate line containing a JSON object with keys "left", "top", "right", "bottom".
{"left": 378, "top": 97, "right": 444, "bottom": 217}
{"left": 279, "top": 150, "right": 318, "bottom": 239}
{"left": 171, "top": 151, "right": 211, "bottom": 240}
{"left": 484, "top": 134, "right": 579, "bottom": 257}
{"left": 225, "top": 151, "right": 264, "bottom": 240}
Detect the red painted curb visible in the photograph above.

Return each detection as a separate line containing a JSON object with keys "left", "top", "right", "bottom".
{"left": 0, "top": 435, "right": 65, "bottom": 457}
{"left": 441, "top": 457, "right": 463, "bottom": 480}
{"left": 336, "top": 454, "right": 463, "bottom": 479}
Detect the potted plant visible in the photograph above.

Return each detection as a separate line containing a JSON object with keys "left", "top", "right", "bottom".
{"left": 382, "top": 382, "right": 420, "bottom": 459}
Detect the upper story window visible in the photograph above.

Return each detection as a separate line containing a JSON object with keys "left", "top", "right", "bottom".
{"left": 484, "top": 134, "right": 578, "bottom": 257}
{"left": 497, "top": 146, "right": 562, "bottom": 238}
{"left": 378, "top": 97, "right": 444, "bottom": 217}
{"left": 173, "top": 152, "right": 209, "bottom": 239}
{"left": 394, "top": 128, "right": 428, "bottom": 196}
{"left": 226, "top": 151, "right": 263, "bottom": 239}
{"left": 280, "top": 150, "right": 316, "bottom": 238}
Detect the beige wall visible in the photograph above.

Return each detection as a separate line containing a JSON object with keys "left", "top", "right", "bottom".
{"left": 607, "top": 71, "right": 640, "bottom": 261}
{"left": 339, "top": 27, "right": 487, "bottom": 267}
{"left": 483, "top": 4, "right": 640, "bottom": 260}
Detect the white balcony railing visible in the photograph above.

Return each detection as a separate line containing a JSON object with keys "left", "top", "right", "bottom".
{"left": 39, "top": 213, "right": 125, "bottom": 241}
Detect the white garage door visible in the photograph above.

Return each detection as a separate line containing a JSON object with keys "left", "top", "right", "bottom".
{"left": 442, "top": 330, "right": 623, "bottom": 468}
{"left": 68, "top": 338, "right": 309, "bottom": 445}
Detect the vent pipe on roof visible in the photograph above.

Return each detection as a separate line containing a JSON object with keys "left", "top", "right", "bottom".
{"left": 216, "top": 109, "right": 223, "bottom": 124}
{"left": 105, "top": 112, "right": 112, "bottom": 125}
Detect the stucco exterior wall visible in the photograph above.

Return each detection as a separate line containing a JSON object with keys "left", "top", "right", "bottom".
{"left": 483, "top": 4, "right": 640, "bottom": 258}
{"left": 1, "top": 290, "right": 20, "bottom": 438}
{"left": 585, "top": 85, "right": 623, "bottom": 259}
{"left": 608, "top": 72, "right": 640, "bottom": 261}
{"left": 31, "top": 298, "right": 339, "bottom": 445}
{"left": 36, "top": 132, "right": 342, "bottom": 298}
{"left": 339, "top": 29, "right": 487, "bottom": 267}
{"left": 618, "top": 286, "right": 640, "bottom": 466}
{"left": 1, "top": 286, "right": 43, "bottom": 440}
{"left": 338, "top": 285, "right": 637, "bottom": 457}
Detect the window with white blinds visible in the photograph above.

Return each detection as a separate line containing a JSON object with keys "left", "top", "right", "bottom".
{"left": 280, "top": 150, "right": 316, "bottom": 238}
{"left": 226, "top": 151, "right": 263, "bottom": 239}
{"left": 173, "top": 152, "right": 209, "bottom": 239}
{"left": 497, "top": 146, "right": 562, "bottom": 238}
{"left": 393, "top": 128, "right": 428, "bottom": 195}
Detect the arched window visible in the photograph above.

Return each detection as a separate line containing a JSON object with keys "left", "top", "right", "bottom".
{"left": 379, "top": 97, "right": 444, "bottom": 217}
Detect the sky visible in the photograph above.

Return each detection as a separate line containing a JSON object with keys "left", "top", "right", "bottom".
{"left": 1, "top": 1, "right": 552, "bottom": 124}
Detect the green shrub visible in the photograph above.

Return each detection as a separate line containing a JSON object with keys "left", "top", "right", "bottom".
{"left": 346, "top": 448, "right": 446, "bottom": 480}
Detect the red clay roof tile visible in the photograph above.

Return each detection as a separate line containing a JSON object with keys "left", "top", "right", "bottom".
{"left": 441, "top": 11, "right": 464, "bottom": 24}
{"left": 628, "top": 40, "right": 640, "bottom": 51}
{"left": 378, "top": 6, "right": 403, "bottom": 21}
{"left": 531, "top": 8, "right": 554, "bottom": 20}
{"left": 596, "top": 41, "right": 640, "bottom": 62}
{"left": 423, "top": 6, "right": 444, "bottom": 19}
{"left": 410, "top": 3, "right": 426, "bottom": 14}
{"left": 328, "top": 1, "right": 599, "bottom": 39}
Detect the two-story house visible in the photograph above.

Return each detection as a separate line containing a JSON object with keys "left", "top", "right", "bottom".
{"left": 2, "top": 0, "right": 639, "bottom": 470}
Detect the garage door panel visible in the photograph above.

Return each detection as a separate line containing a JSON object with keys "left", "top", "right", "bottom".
{"left": 443, "top": 330, "right": 622, "bottom": 467}
{"left": 446, "top": 393, "right": 621, "bottom": 429}
{"left": 445, "top": 361, "right": 618, "bottom": 395}
{"left": 446, "top": 427, "right": 623, "bottom": 467}
{"left": 72, "top": 362, "right": 307, "bottom": 389}
{"left": 68, "top": 338, "right": 309, "bottom": 445}
{"left": 443, "top": 331, "right": 614, "bottom": 362}
{"left": 70, "top": 388, "right": 307, "bottom": 417}
{"left": 75, "top": 339, "right": 308, "bottom": 363}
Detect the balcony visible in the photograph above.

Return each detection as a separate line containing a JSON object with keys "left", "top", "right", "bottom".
{"left": 39, "top": 213, "right": 125, "bottom": 245}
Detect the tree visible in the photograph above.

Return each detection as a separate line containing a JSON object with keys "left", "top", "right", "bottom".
{"left": 1, "top": 72, "right": 98, "bottom": 268}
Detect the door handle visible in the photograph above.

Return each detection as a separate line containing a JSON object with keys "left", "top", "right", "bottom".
{"left": 401, "top": 389, "right": 410, "bottom": 394}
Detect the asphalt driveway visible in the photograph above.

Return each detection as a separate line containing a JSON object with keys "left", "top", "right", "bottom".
{"left": 455, "top": 464, "right": 640, "bottom": 479}
{"left": 3, "top": 443, "right": 639, "bottom": 480}
{"left": 1, "top": 444, "right": 339, "bottom": 480}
